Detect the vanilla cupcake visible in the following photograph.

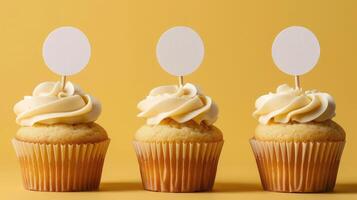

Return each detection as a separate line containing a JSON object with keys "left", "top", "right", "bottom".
{"left": 250, "top": 84, "right": 345, "bottom": 193}
{"left": 13, "top": 81, "right": 110, "bottom": 192}
{"left": 133, "top": 83, "right": 223, "bottom": 192}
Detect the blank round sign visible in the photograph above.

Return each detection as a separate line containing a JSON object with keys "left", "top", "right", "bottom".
{"left": 156, "top": 26, "right": 204, "bottom": 76}
{"left": 42, "top": 26, "right": 91, "bottom": 76}
{"left": 272, "top": 26, "right": 320, "bottom": 76}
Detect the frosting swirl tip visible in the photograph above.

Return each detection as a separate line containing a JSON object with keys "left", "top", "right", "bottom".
{"left": 253, "top": 84, "right": 336, "bottom": 124}
{"left": 137, "top": 83, "right": 218, "bottom": 126}
{"left": 14, "top": 81, "right": 101, "bottom": 126}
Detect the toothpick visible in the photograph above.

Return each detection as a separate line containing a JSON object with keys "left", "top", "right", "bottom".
{"left": 295, "top": 75, "right": 301, "bottom": 89}
{"left": 179, "top": 76, "right": 184, "bottom": 88}
{"left": 60, "top": 76, "right": 67, "bottom": 91}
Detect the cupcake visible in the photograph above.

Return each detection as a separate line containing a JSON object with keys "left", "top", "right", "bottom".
{"left": 12, "top": 81, "right": 110, "bottom": 192}
{"left": 133, "top": 83, "right": 223, "bottom": 192}
{"left": 250, "top": 84, "right": 345, "bottom": 193}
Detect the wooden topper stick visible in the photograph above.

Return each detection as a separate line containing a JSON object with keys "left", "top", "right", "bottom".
{"left": 60, "top": 76, "right": 67, "bottom": 91}
{"left": 295, "top": 75, "right": 301, "bottom": 89}
{"left": 179, "top": 76, "right": 184, "bottom": 88}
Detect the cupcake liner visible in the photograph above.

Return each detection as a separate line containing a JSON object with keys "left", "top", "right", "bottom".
{"left": 12, "top": 139, "right": 110, "bottom": 192}
{"left": 250, "top": 139, "right": 345, "bottom": 193}
{"left": 133, "top": 141, "right": 224, "bottom": 192}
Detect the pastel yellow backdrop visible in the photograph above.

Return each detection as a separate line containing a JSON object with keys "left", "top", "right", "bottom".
{"left": 0, "top": 0, "right": 356, "bottom": 199}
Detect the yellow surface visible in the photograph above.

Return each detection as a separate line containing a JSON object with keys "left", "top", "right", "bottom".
{"left": 0, "top": 0, "right": 357, "bottom": 199}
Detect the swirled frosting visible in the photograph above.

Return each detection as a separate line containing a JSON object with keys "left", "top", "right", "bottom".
{"left": 137, "top": 83, "right": 218, "bottom": 125}
{"left": 253, "top": 84, "right": 336, "bottom": 124}
{"left": 14, "top": 81, "right": 101, "bottom": 126}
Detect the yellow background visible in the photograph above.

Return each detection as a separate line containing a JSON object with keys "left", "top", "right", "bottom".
{"left": 0, "top": 0, "right": 356, "bottom": 199}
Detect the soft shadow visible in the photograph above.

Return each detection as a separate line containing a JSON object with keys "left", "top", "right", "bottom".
{"left": 100, "top": 182, "right": 262, "bottom": 192}
{"left": 334, "top": 183, "right": 357, "bottom": 194}
{"left": 99, "top": 182, "right": 357, "bottom": 193}
{"left": 100, "top": 182, "right": 143, "bottom": 192}
{"left": 213, "top": 182, "right": 262, "bottom": 192}
{"left": 213, "top": 183, "right": 357, "bottom": 194}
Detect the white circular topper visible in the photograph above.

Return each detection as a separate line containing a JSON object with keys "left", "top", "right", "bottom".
{"left": 42, "top": 26, "right": 91, "bottom": 76}
{"left": 156, "top": 26, "right": 204, "bottom": 76}
{"left": 272, "top": 26, "right": 320, "bottom": 76}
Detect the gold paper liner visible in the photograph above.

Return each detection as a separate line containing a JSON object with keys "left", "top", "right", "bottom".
{"left": 133, "top": 141, "right": 224, "bottom": 192}
{"left": 12, "top": 139, "right": 110, "bottom": 192}
{"left": 250, "top": 139, "right": 345, "bottom": 193}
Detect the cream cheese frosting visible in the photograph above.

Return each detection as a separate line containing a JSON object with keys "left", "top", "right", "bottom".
{"left": 137, "top": 83, "right": 218, "bottom": 125}
{"left": 253, "top": 84, "right": 336, "bottom": 124}
{"left": 14, "top": 81, "right": 101, "bottom": 126}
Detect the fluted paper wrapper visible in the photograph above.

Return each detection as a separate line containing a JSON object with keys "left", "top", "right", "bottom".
{"left": 250, "top": 139, "right": 345, "bottom": 193}
{"left": 12, "top": 139, "right": 110, "bottom": 192}
{"left": 133, "top": 141, "right": 224, "bottom": 192}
